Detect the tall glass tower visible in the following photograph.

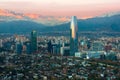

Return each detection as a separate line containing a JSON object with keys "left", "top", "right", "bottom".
{"left": 70, "top": 16, "right": 78, "bottom": 56}
{"left": 16, "top": 41, "right": 22, "bottom": 54}
{"left": 31, "top": 30, "right": 37, "bottom": 53}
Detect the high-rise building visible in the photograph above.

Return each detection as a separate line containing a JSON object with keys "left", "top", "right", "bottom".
{"left": 0, "top": 39, "right": 3, "bottom": 47}
{"left": 26, "top": 42, "right": 31, "bottom": 54}
{"left": 47, "top": 41, "right": 52, "bottom": 53}
{"left": 16, "top": 41, "right": 23, "bottom": 54}
{"left": 60, "top": 42, "right": 70, "bottom": 56}
{"left": 70, "top": 16, "right": 78, "bottom": 56}
{"left": 31, "top": 30, "right": 37, "bottom": 53}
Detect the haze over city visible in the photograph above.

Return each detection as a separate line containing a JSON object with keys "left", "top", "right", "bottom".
{"left": 0, "top": 0, "right": 120, "bottom": 18}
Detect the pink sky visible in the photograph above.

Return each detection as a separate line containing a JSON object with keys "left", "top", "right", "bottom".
{"left": 0, "top": 0, "right": 120, "bottom": 18}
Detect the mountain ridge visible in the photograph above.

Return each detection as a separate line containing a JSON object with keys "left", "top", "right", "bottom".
{"left": 0, "top": 9, "right": 70, "bottom": 26}
{"left": 0, "top": 9, "right": 120, "bottom": 33}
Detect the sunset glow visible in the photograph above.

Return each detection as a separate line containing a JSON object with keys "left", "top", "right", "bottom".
{"left": 0, "top": 0, "right": 120, "bottom": 18}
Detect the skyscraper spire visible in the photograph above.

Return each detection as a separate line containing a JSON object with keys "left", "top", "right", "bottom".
{"left": 71, "top": 16, "right": 78, "bottom": 39}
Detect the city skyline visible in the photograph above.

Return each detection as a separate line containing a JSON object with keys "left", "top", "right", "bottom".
{"left": 0, "top": 0, "right": 120, "bottom": 18}
{"left": 0, "top": 0, "right": 120, "bottom": 80}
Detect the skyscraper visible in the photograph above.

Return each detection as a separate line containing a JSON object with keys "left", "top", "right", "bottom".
{"left": 31, "top": 30, "right": 37, "bottom": 53}
{"left": 70, "top": 16, "right": 78, "bottom": 56}
{"left": 16, "top": 41, "right": 23, "bottom": 54}
{"left": 47, "top": 41, "right": 52, "bottom": 53}
{"left": 26, "top": 42, "right": 31, "bottom": 54}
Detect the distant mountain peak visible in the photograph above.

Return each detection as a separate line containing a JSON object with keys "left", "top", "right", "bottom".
{"left": 1, "top": 8, "right": 119, "bottom": 26}
{"left": 97, "top": 11, "right": 120, "bottom": 18}
{"left": 0, "top": 8, "right": 71, "bottom": 26}
{"left": 0, "top": 11, "right": 120, "bottom": 33}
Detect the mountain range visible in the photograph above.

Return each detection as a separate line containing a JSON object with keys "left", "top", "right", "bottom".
{"left": 0, "top": 9, "right": 120, "bottom": 33}
{"left": 0, "top": 9, "right": 70, "bottom": 26}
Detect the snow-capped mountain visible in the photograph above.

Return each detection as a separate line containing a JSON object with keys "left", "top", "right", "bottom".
{"left": 0, "top": 9, "right": 70, "bottom": 26}
{"left": 0, "top": 8, "right": 120, "bottom": 33}
{"left": 96, "top": 11, "right": 120, "bottom": 18}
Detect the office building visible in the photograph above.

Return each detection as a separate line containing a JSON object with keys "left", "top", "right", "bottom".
{"left": 60, "top": 43, "right": 70, "bottom": 56}
{"left": 0, "top": 39, "right": 3, "bottom": 47}
{"left": 16, "top": 41, "right": 23, "bottom": 54}
{"left": 31, "top": 30, "right": 37, "bottom": 53}
{"left": 47, "top": 41, "right": 52, "bottom": 53}
{"left": 70, "top": 16, "right": 78, "bottom": 56}
{"left": 26, "top": 42, "right": 31, "bottom": 54}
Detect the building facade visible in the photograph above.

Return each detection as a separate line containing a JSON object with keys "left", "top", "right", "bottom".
{"left": 31, "top": 30, "right": 37, "bottom": 53}
{"left": 70, "top": 16, "right": 78, "bottom": 56}
{"left": 16, "top": 41, "right": 23, "bottom": 54}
